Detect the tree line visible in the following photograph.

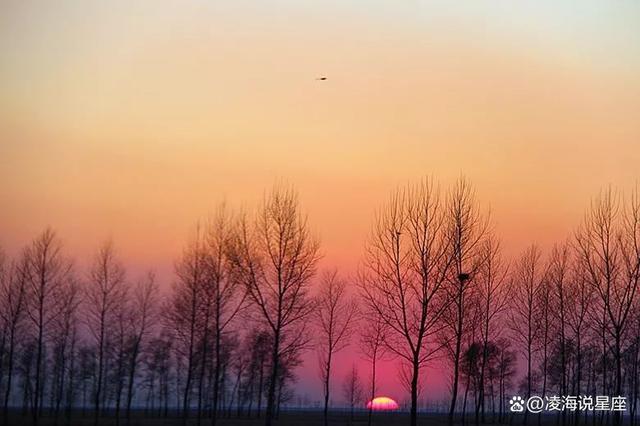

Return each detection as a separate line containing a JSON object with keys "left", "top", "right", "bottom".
{"left": 1, "top": 179, "right": 640, "bottom": 426}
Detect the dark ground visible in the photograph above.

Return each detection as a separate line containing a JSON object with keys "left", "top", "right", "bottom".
{"left": 3, "top": 412, "right": 520, "bottom": 426}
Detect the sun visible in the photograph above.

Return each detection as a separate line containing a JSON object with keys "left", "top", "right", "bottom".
{"left": 366, "top": 396, "right": 399, "bottom": 411}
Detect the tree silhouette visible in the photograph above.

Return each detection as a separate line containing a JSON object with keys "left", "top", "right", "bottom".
{"left": 314, "top": 269, "right": 358, "bottom": 426}
{"left": 509, "top": 245, "right": 545, "bottom": 425}
{"left": 342, "top": 364, "right": 363, "bottom": 422}
{"left": 124, "top": 272, "right": 158, "bottom": 425}
{"left": 575, "top": 187, "right": 640, "bottom": 426}
{"left": 85, "top": 240, "right": 127, "bottom": 426}
{"left": 2, "top": 180, "right": 640, "bottom": 426}
{"left": 444, "top": 177, "right": 489, "bottom": 426}
{"left": 24, "top": 229, "right": 73, "bottom": 426}
{"left": 229, "top": 184, "right": 320, "bottom": 426}
{"left": 359, "top": 178, "right": 452, "bottom": 426}
{"left": 0, "top": 250, "right": 29, "bottom": 423}
{"left": 165, "top": 227, "right": 207, "bottom": 425}
{"left": 474, "top": 236, "right": 510, "bottom": 425}
{"left": 358, "top": 314, "right": 386, "bottom": 426}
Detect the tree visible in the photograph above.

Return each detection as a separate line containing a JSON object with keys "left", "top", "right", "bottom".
{"left": 166, "top": 228, "right": 207, "bottom": 425}
{"left": 237, "top": 330, "right": 269, "bottom": 417}
{"left": 359, "top": 178, "right": 452, "bottom": 426}
{"left": 342, "top": 365, "right": 363, "bottom": 422}
{"left": 575, "top": 187, "right": 640, "bottom": 426}
{"left": 85, "top": 240, "right": 127, "bottom": 426}
{"left": 359, "top": 315, "right": 385, "bottom": 426}
{"left": 113, "top": 294, "right": 129, "bottom": 426}
{"left": 565, "top": 261, "right": 592, "bottom": 426}
{"left": 0, "top": 251, "right": 29, "bottom": 423}
{"left": 49, "top": 276, "right": 81, "bottom": 424}
{"left": 461, "top": 340, "right": 502, "bottom": 421}
{"left": 125, "top": 272, "right": 158, "bottom": 425}
{"left": 314, "top": 270, "right": 358, "bottom": 426}
{"left": 229, "top": 184, "right": 320, "bottom": 426}
{"left": 547, "top": 242, "right": 572, "bottom": 426}
{"left": 24, "top": 228, "right": 73, "bottom": 426}
{"left": 535, "top": 271, "right": 552, "bottom": 426}
{"left": 143, "top": 334, "right": 173, "bottom": 417}
{"left": 474, "top": 236, "right": 510, "bottom": 425}
{"left": 509, "top": 245, "right": 545, "bottom": 425}
{"left": 445, "top": 177, "right": 489, "bottom": 426}
{"left": 245, "top": 329, "right": 270, "bottom": 417}
{"left": 203, "top": 205, "right": 246, "bottom": 426}
{"left": 495, "top": 338, "right": 517, "bottom": 422}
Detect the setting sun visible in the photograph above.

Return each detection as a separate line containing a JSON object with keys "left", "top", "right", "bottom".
{"left": 367, "top": 397, "right": 400, "bottom": 411}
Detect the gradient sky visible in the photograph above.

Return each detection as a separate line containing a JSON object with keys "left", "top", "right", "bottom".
{"left": 2, "top": 0, "right": 640, "bottom": 406}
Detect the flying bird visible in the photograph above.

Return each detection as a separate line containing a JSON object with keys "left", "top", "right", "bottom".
{"left": 316, "top": 76, "right": 327, "bottom": 81}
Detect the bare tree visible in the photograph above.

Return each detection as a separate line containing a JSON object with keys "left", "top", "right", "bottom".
{"left": 229, "top": 184, "right": 320, "bottom": 426}
{"left": 246, "top": 329, "right": 270, "bottom": 418}
{"left": 509, "top": 245, "right": 545, "bottom": 425}
{"left": 445, "top": 177, "right": 489, "bottom": 426}
{"left": 342, "top": 364, "right": 363, "bottom": 422}
{"left": 495, "top": 337, "right": 517, "bottom": 422}
{"left": 314, "top": 270, "right": 358, "bottom": 426}
{"left": 474, "top": 236, "right": 510, "bottom": 425}
{"left": 85, "top": 240, "right": 127, "bottom": 426}
{"left": 358, "top": 315, "right": 385, "bottom": 426}
{"left": 0, "top": 247, "right": 6, "bottom": 399}
{"left": 125, "top": 272, "right": 158, "bottom": 425}
{"left": 359, "top": 178, "right": 452, "bottom": 426}
{"left": 575, "top": 187, "right": 640, "bottom": 426}
{"left": 50, "top": 276, "right": 81, "bottom": 424}
{"left": 565, "top": 259, "right": 593, "bottom": 426}
{"left": 166, "top": 228, "right": 207, "bottom": 425}
{"left": 203, "top": 205, "right": 246, "bottom": 426}
{"left": 626, "top": 308, "right": 640, "bottom": 426}
{"left": 547, "top": 242, "right": 571, "bottom": 426}
{"left": 113, "top": 294, "right": 130, "bottom": 426}
{"left": 144, "top": 333, "right": 173, "bottom": 417}
{"left": 0, "top": 251, "right": 29, "bottom": 423}
{"left": 456, "top": 290, "right": 482, "bottom": 423}
{"left": 536, "top": 271, "right": 552, "bottom": 426}
{"left": 24, "top": 228, "right": 73, "bottom": 426}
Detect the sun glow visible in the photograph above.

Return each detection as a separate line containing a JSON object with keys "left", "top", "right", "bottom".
{"left": 366, "top": 396, "right": 399, "bottom": 411}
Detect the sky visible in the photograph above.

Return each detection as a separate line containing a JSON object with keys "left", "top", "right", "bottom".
{"left": 2, "top": 0, "right": 640, "bottom": 407}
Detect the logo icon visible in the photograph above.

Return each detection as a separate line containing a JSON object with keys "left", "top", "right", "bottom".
{"left": 510, "top": 396, "right": 525, "bottom": 412}
{"left": 527, "top": 396, "right": 544, "bottom": 413}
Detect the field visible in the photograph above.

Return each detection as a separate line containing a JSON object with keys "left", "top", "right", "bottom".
{"left": 3, "top": 411, "right": 520, "bottom": 426}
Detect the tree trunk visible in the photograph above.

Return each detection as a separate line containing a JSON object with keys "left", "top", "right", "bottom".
{"left": 212, "top": 330, "right": 221, "bottom": 426}
{"left": 525, "top": 337, "right": 532, "bottom": 426}
{"left": 477, "top": 295, "right": 490, "bottom": 426}
{"left": 125, "top": 342, "right": 140, "bottom": 425}
{"left": 198, "top": 309, "right": 210, "bottom": 426}
{"left": 94, "top": 312, "right": 106, "bottom": 426}
{"left": 264, "top": 329, "right": 280, "bottom": 426}
{"left": 463, "top": 377, "right": 470, "bottom": 425}
{"left": 575, "top": 335, "right": 582, "bottom": 426}
{"left": 3, "top": 328, "right": 17, "bottom": 424}
{"left": 34, "top": 293, "right": 45, "bottom": 426}
{"left": 367, "top": 357, "right": 376, "bottom": 426}
{"left": 614, "top": 332, "right": 622, "bottom": 426}
{"left": 323, "top": 353, "right": 332, "bottom": 426}
{"left": 257, "top": 358, "right": 264, "bottom": 418}
{"left": 449, "top": 292, "right": 464, "bottom": 426}
{"left": 411, "top": 354, "right": 419, "bottom": 426}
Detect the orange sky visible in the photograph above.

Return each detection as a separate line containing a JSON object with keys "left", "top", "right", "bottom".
{"left": 2, "top": 0, "right": 640, "bottom": 404}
